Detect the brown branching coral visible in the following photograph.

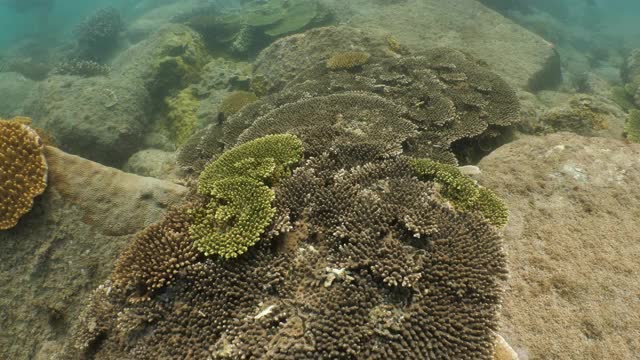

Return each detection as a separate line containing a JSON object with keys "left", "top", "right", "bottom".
{"left": 0, "top": 117, "right": 48, "bottom": 230}
{"left": 223, "top": 46, "right": 520, "bottom": 164}
{"left": 111, "top": 204, "right": 201, "bottom": 300}
{"left": 72, "top": 145, "right": 507, "bottom": 359}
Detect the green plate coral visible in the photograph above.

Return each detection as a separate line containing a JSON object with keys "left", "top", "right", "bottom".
{"left": 408, "top": 157, "right": 509, "bottom": 227}
{"left": 191, "top": 134, "right": 304, "bottom": 258}
{"left": 190, "top": 177, "right": 276, "bottom": 258}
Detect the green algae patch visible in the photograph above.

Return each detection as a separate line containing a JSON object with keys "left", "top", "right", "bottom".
{"left": 165, "top": 88, "right": 199, "bottom": 147}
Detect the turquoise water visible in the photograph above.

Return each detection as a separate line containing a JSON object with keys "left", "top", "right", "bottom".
{"left": 2, "top": 0, "right": 639, "bottom": 60}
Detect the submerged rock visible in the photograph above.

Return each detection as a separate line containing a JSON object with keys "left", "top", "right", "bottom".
{"left": 477, "top": 133, "right": 640, "bottom": 359}
{"left": 25, "top": 75, "right": 150, "bottom": 167}
{"left": 322, "top": 0, "right": 562, "bottom": 91}
{"left": 0, "top": 72, "right": 37, "bottom": 117}
{"left": 23, "top": 24, "right": 207, "bottom": 167}
{"left": 0, "top": 147, "right": 186, "bottom": 360}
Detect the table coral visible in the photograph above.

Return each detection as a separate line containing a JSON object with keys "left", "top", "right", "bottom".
{"left": 224, "top": 45, "right": 520, "bottom": 164}
{"left": 72, "top": 145, "right": 508, "bottom": 359}
{"left": 0, "top": 117, "right": 48, "bottom": 230}
{"left": 409, "top": 158, "right": 508, "bottom": 227}
{"left": 192, "top": 134, "right": 304, "bottom": 258}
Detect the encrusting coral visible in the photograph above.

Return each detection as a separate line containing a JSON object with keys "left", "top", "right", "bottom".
{"left": 191, "top": 134, "right": 304, "bottom": 258}
{"left": 164, "top": 88, "right": 199, "bottom": 147}
{"left": 326, "top": 51, "right": 371, "bottom": 70}
{"left": 0, "top": 117, "right": 48, "bottom": 230}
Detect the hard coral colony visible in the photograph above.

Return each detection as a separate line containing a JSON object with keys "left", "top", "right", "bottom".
{"left": 0, "top": 117, "right": 48, "bottom": 230}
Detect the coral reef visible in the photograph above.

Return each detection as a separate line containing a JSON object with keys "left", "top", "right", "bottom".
{"left": 251, "top": 26, "right": 388, "bottom": 95}
{"left": 191, "top": 134, "right": 304, "bottom": 258}
{"left": 0, "top": 117, "right": 48, "bottom": 230}
{"left": 73, "top": 7, "right": 123, "bottom": 61}
{"left": 408, "top": 158, "right": 508, "bottom": 227}
{"left": 164, "top": 88, "right": 199, "bottom": 146}
{"left": 70, "top": 140, "right": 507, "bottom": 359}
{"left": 625, "top": 109, "right": 640, "bottom": 143}
{"left": 227, "top": 40, "right": 520, "bottom": 164}
{"left": 326, "top": 51, "right": 371, "bottom": 70}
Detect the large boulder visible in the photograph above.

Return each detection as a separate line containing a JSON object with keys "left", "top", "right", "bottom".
{"left": 477, "top": 133, "right": 640, "bottom": 359}
{"left": 23, "top": 24, "right": 207, "bottom": 167}
{"left": 0, "top": 147, "right": 186, "bottom": 360}
{"left": 25, "top": 75, "right": 150, "bottom": 167}
{"left": 0, "top": 72, "right": 37, "bottom": 117}
{"left": 322, "top": 0, "right": 562, "bottom": 91}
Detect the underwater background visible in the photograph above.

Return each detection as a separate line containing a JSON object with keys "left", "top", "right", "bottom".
{"left": 1, "top": 0, "right": 640, "bottom": 359}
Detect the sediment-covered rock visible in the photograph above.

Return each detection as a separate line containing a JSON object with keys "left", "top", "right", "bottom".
{"left": 0, "top": 147, "right": 186, "bottom": 360}
{"left": 322, "top": 0, "right": 562, "bottom": 91}
{"left": 477, "top": 133, "right": 640, "bottom": 359}
{"left": 0, "top": 72, "right": 37, "bottom": 117}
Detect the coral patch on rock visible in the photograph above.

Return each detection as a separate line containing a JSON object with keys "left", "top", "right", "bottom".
{"left": 191, "top": 134, "right": 304, "bottom": 258}
{"left": 0, "top": 117, "right": 48, "bottom": 230}
{"left": 71, "top": 145, "right": 507, "bottom": 359}
{"left": 326, "top": 51, "right": 371, "bottom": 70}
